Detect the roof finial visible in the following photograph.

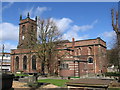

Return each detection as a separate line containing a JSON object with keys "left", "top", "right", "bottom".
{"left": 35, "top": 16, "right": 37, "bottom": 21}
{"left": 27, "top": 12, "right": 30, "bottom": 18}
{"left": 20, "top": 14, "right": 22, "bottom": 20}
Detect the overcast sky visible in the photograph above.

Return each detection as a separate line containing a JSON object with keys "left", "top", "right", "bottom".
{"left": 1, "top": 2, "right": 118, "bottom": 52}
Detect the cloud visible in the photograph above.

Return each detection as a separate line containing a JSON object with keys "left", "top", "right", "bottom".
{"left": 35, "top": 7, "right": 50, "bottom": 16}
{"left": 98, "top": 31, "right": 116, "bottom": 41}
{"left": 52, "top": 18, "right": 97, "bottom": 41}
{"left": 98, "top": 31, "right": 116, "bottom": 49}
{"left": 92, "top": 19, "right": 98, "bottom": 25}
{"left": 71, "top": 24, "right": 93, "bottom": 32}
{"left": 2, "top": 2, "right": 14, "bottom": 10}
{"left": 22, "top": 6, "right": 51, "bottom": 18}
{"left": 62, "top": 29, "right": 89, "bottom": 41}
{"left": 52, "top": 18, "right": 97, "bottom": 32}
{"left": 52, "top": 18, "right": 73, "bottom": 32}
{"left": 71, "top": 20, "right": 98, "bottom": 32}
{"left": 65, "top": 20, "right": 97, "bottom": 40}
{"left": 0, "top": 22, "right": 19, "bottom": 41}
{"left": 0, "top": 22, "right": 18, "bottom": 52}
{"left": 103, "top": 31, "right": 116, "bottom": 38}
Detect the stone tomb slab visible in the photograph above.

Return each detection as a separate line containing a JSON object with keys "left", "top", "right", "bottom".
{"left": 66, "top": 78, "right": 112, "bottom": 89}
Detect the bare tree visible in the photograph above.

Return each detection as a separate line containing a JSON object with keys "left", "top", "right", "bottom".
{"left": 34, "top": 18, "right": 62, "bottom": 75}
{"left": 107, "top": 47, "right": 119, "bottom": 70}
{"left": 111, "top": 9, "right": 120, "bottom": 81}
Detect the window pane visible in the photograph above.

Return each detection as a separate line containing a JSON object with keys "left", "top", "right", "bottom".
{"left": 88, "top": 58, "right": 93, "bottom": 63}
{"left": 16, "top": 56, "right": 19, "bottom": 70}
{"left": 23, "top": 56, "right": 27, "bottom": 70}
{"left": 60, "top": 63, "right": 68, "bottom": 69}
{"left": 32, "top": 55, "right": 36, "bottom": 70}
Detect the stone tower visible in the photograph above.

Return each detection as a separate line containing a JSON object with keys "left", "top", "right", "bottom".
{"left": 17, "top": 13, "right": 37, "bottom": 49}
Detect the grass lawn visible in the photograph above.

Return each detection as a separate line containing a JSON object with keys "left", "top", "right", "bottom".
{"left": 108, "top": 88, "right": 120, "bottom": 90}
{"left": 15, "top": 73, "right": 28, "bottom": 76}
{"left": 37, "top": 79, "right": 71, "bottom": 87}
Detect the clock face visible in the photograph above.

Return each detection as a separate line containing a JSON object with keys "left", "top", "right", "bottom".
{"left": 22, "top": 36, "right": 25, "bottom": 40}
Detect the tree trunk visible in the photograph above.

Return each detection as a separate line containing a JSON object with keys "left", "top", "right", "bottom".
{"left": 41, "top": 61, "right": 45, "bottom": 75}
{"left": 41, "top": 55, "right": 45, "bottom": 75}
{"left": 117, "top": 33, "right": 120, "bottom": 82}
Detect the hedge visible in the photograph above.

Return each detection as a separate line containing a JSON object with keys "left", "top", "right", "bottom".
{"left": 105, "top": 72, "right": 120, "bottom": 76}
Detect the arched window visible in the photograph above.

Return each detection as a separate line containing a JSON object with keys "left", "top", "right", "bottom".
{"left": 32, "top": 55, "right": 36, "bottom": 70}
{"left": 75, "top": 49, "right": 78, "bottom": 56}
{"left": 78, "top": 48, "right": 82, "bottom": 55}
{"left": 88, "top": 47, "right": 92, "bottom": 55}
{"left": 15, "top": 56, "right": 19, "bottom": 70}
{"left": 76, "top": 48, "right": 79, "bottom": 56}
{"left": 22, "top": 25, "right": 26, "bottom": 34}
{"left": 23, "top": 56, "right": 27, "bottom": 70}
{"left": 88, "top": 57, "right": 93, "bottom": 63}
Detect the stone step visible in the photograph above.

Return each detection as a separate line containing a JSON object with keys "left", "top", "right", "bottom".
{"left": 19, "top": 76, "right": 37, "bottom": 83}
{"left": 19, "top": 77, "right": 29, "bottom": 83}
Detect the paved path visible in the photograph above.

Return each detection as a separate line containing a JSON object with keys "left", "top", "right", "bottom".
{"left": 42, "top": 84, "right": 59, "bottom": 88}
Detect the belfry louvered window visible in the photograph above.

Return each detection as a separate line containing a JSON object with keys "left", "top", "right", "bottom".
{"left": 22, "top": 25, "right": 26, "bottom": 34}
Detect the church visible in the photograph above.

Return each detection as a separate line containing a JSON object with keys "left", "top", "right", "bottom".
{"left": 11, "top": 14, "right": 107, "bottom": 77}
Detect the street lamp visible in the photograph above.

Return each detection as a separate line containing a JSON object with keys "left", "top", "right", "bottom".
{"left": 1, "top": 44, "right": 4, "bottom": 72}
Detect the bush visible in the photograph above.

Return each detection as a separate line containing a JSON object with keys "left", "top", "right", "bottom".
{"left": 105, "top": 72, "right": 120, "bottom": 76}
{"left": 69, "top": 76, "right": 80, "bottom": 79}
{"left": 15, "top": 73, "right": 28, "bottom": 77}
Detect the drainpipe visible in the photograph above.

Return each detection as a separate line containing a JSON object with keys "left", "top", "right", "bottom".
{"left": 94, "top": 42, "right": 96, "bottom": 74}
{"left": 72, "top": 38, "right": 75, "bottom": 52}
{"left": 72, "top": 38, "right": 75, "bottom": 77}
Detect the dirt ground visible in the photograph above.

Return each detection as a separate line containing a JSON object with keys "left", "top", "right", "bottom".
{"left": 12, "top": 81, "right": 59, "bottom": 89}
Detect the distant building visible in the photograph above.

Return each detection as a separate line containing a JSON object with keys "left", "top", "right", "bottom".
{"left": 0, "top": 53, "right": 11, "bottom": 71}
{"left": 11, "top": 14, "right": 107, "bottom": 77}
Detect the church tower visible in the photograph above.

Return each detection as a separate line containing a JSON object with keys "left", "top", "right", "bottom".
{"left": 17, "top": 13, "right": 37, "bottom": 49}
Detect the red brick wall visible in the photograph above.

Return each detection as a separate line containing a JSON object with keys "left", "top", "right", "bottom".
{"left": 11, "top": 37, "right": 107, "bottom": 76}
{"left": 59, "top": 38, "right": 107, "bottom": 77}
{"left": 18, "top": 18, "right": 37, "bottom": 48}
{"left": 11, "top": 49, "right": 40, "bottom": 73}
{"left": 60, "top": 69, "right": 74, "bottom": 77}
